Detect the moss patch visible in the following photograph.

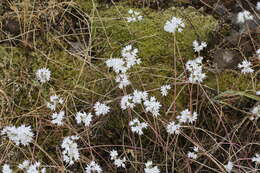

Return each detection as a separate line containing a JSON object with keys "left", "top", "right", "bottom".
{"left": 92, "top": 5, "right": 217, "bottom": 62}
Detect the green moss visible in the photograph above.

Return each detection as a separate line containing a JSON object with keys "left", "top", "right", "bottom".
{"left": 75, "top": 0, "right": 96, "bottom": 12}
{"left": 92, "top": 5, "right": 217, "bottom": 62}
{"left": 205, "top": 71, "right": 257, "bottom": 92}
{"left": 0, "top": 45, "right": 113, "bottom": 113}
{"left": 89, "top": 4, "right": 217, "bottom": 109}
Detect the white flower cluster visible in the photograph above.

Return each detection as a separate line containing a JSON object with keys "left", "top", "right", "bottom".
{"left": 193, "top": 40, "right": 207, "bottom": 53}
{"left": 2, "top": 164, "right": 12, "bottom": 173}
{"left": 250, "top": 105, "right": 260, "bottom": 120}
{"left": 256, "top": 48, "right": 260, "bottom": 60}
{"left": 132, "top": 90, "right": 148, "bottom": 104}
{"left": 256, "top": 91, "right": 260, "bottom": 96}
{"left": 166, "top": 109, "right": 198, "bottom": 135}
{"left": 18, "top": 160, "right": 46, "bottom": 173}
{"left": 1, "top": 125, "right": 34, "bottom": 146}
{"left": 46, "top": 95, "right": 64, "bottom": 111}
{"left": 257, "top": 2, "right": 260, "bottom": 10}
{"left": 106, "top": 45, "right": 141, "bottom": 89}
{"left": 129, "top": 118, "right": 148, "bottom": 135}
{"left": 160, "top": 84, "right": 171, "bottom": 96}
{"left": 177, "top": 109, "right": 198, "bottom": 124}
{"left": 36, "top": 68, "right": 51, "bottom": 83}
{"left": 127, "top": 9, "right": 143, "bottom": 22}
{"left": 109, "top": 149, "right": 126, "bottom": 168}
{"left": 144, "top": 161, "right": 160, "bottom": 173}
{"left": 47, "top": 95, "right": 65, "bottom": 126}
{"left": 238, "top": 60, "right": 254, "bottom": 74}
{"left": 94, "top": 102, "right": 110, "bottom": 116}
{"left": 115, "top": 74, "right": 131, "bottom": 89}
{"left": 61, "top": 136, "right": 80, "bottom": 165}
{"left": 75, "top": 111, "right": 93, "bottom": 126}
{"left": 252, "top": 153, "right": 260, "bottom": 164}
{"left": 166, "top": 121, "right": 181, "bottom": 135}
{"left": 121, "top": 45, "right": 141, "bottom": 69}
{"left": 237, "top": 10, "right": 254, "bottom": 24}
{"left": 164, "top": 16, "right": 185, "bottom": 33}
{"left": 51, "top": 111, "right": 65, "bottom": 126}
{"left": 120, "top": 90, "right": 162, "bottom": 117}
{"left": 120, "top": 95, "right": 135, "bottom": 110}
{"left": 224, "top": 161, "right": 233, "bottom": 173}
{"left": 185, "top": 56, "right": 206, "bottom": 83}
{"left": 144, "top": 96, "right": 162, "bottom": 117}
{"left": 85, "top": 161, "right": 102, "bottom": 173}
{"left": 187, "top": 146, "right": 199, "bottom": 160}
{"left": 120, "top": 90, "right": 148, "bottom": 110}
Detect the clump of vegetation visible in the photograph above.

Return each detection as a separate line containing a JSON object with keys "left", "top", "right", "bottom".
{"left": 0, "top": 0, "right": 259, "bottom": 173}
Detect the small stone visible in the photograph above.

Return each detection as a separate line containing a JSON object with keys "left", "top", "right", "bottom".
{"left": 213, "top": 49, "right": 242, "bottom": 70}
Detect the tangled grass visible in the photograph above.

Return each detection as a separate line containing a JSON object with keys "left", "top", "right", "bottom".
{"left": 0, "top": 0, "right": 260, "bottom": 172}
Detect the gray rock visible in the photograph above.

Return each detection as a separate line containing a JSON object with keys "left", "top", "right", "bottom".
{"left": 213, "top": 49, "right": 242, "bottom": 70}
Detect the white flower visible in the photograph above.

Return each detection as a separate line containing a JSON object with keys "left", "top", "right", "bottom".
{"left": 121, "top": 45, "right": 141, "bottom": 68}
{"left": 132, "top": 90, "right": 148, "bottom": 104}
{"left": 224, "top": 161, "right": 233, "bottom": 173}
{"left": 36, "top": 68, "right": 51, "bottom": 83}
{"left": 51, "top": 111, "right": 65, "bottom": 126}
{"left": 166, "top": 121, "right": 181, "bottom": 135}
{"left": 75, "top": 112, "right": 93, "bottom": 127}
{"left": 1, "top": 125, "right": 34, "bottom": 146}
{"left": 176, "top": 109, "right": 198, "bottom": 124}
{"left": 238, "top": 60, "right": 254, "bottom": 74}
{"left": 121, "top": 45, "right": 138, "bottom": 57}
{"left": 144, "top": 96, "right": 161, "bottom": 117}
{"left": 257, "top": 2, "right": 260, "bottom": 10}
{"left": 18, "top": 160, "right": 45, "bottom": 173}
{"left": 164, "top": 16, "right": 185, "bottom": 33}
{"left": 127, "top": 9, "right": 143, "bottom": 23}
{"left": 2, "top": 164, "right": 12, "bottom": 173}
{"left": 252, "top": 153, "right": 260, "bottom": 164}
{"left": 256, "top": 91, "right": 260, "bottom": 95}
{"left": 110, "top": 150, "right": 126, "bottom": 168}
{"left": 187, "top": 152, "right": 198, "bottom": 160}
{"left": 85, "top": 161, "right": 102, "bottom": 173}
{"left": 114, "top": 157, "right": 126, "bottom": 168}
{"left": 193, "top": 40, "right": 207, "bottom": 52}
{"left": 256, "top": 49, "right": 260, "bottom": 60}
{"left": 94, "top": 102, "right": 110, "bottom": 116}
{"left": 106, "top": 58, "right": 127, "bottom": 74}
{"left": 115, "top": 74, "right": 131, "bottom": 89}
{"left": 50, "top": 95, "right": 63, "bottom": 103}
{"left": 145, "top": 161, "right": 153, "bottom": 168}
{"left": 160, "top": 84, "right": 171, "bottom": 96}
{"left": 193, "top": 146, "right": 199, "bottom": 152}
{"left": 46, "top": 95, "right": 63, "bottom": 111}
{"left": 110, "top": 150, "right": 118, "bottom": 160}
{"left": 61, "top": 136, "right": 80, "bottom": 165}
{"left": 185, "top": 56, "right": 206, "bottom": 83}
{"left": 46, "top": 102, "right": 56, "bottom": 110}
{"left": 144, "top": 161, "right": 160, "bottom": 173}
{"left": 187, "top": 146, "right": 199, "bottom": 160}
{"left": 120, "top": 95, "right": 135, "bottom": 110}
{"left": 106, "top": 45, "right": 141, "bottom": 90}
{"left": 106, "top": 45, "right": 140, "bottom": 75}
{"left": 237, "top": 10, "right": 254, "bottom": 23}
{"left": 129, "top": 118, "right": 148, "bottom": 135}
{"left": 18, "top": 160, "right": 30, "bottom": 169}
{"left": 250, "top": 105, "right": 260, "bottom": 120}
{"left": 251, "top": 105, "right": 260, "bottom": 116}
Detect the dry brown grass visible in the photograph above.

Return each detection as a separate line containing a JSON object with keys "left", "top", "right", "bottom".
{"left": 0, "top": 0, "right": 259, "bottom": 172}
